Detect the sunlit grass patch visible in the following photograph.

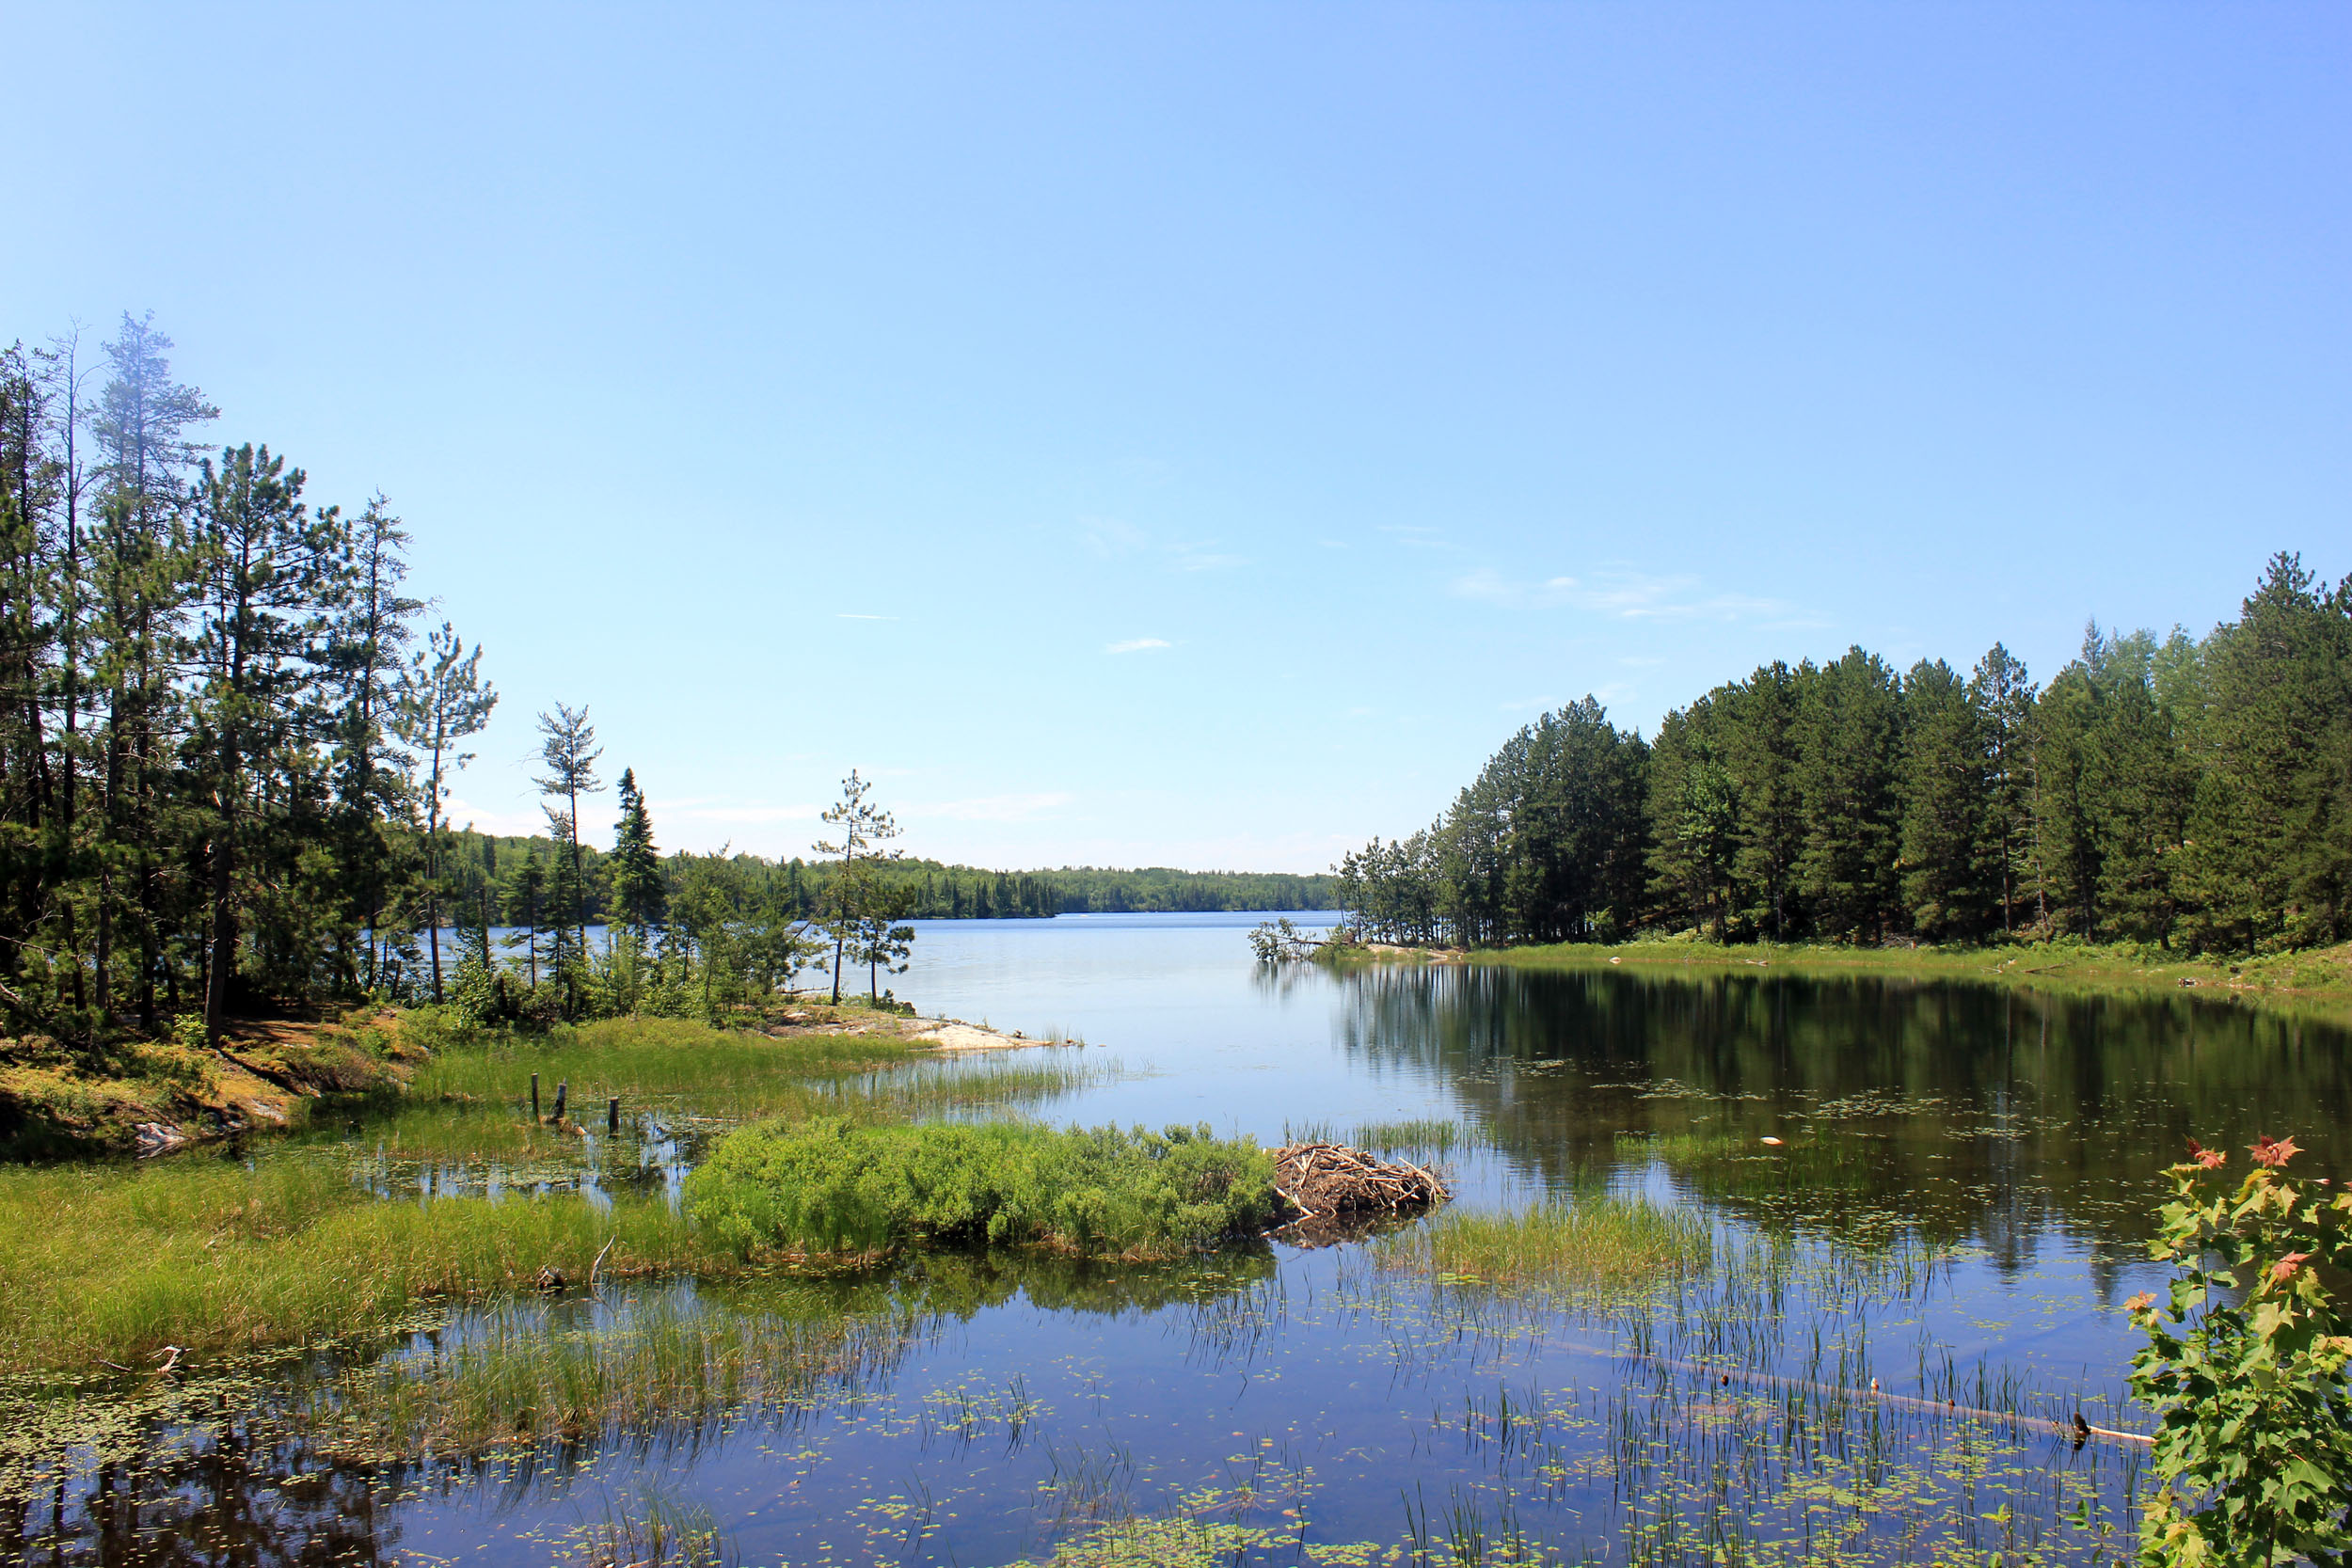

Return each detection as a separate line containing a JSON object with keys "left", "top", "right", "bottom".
{"left": 688, "top": 1118, "right": 1283, "bottom": 1260}
{"left": 410, "top": 1016, "right": 914, "bottom": 1109}
{"left": 1379, "top": 1196, "right": 1710, "bottom": 1296}
{"left": 0, "top": 1160, "right": 728, "bottom": 1374}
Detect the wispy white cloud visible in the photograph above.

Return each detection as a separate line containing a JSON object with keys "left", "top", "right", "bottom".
{"left": 1378, "top": 524, "right": 1451, "bottom": 550}
{"left": 1105, "top": 637, "right": 1171, "bottom": 655}
{"left": 1079, "top": 519, "right": 1248, "bottom": 573}
{"left": 1450, "top": 566, "right": 1814, "bottom": 625}
{"left": 1076, "top": 516, "right": 1151, "bottom": 559}
{"left": 926, "top": 792, "right": 1075, "bottom": 822}
{"left": 1171, "top": 548, "right": 1248, "bottom": 572}
{"left": 836, "top": 612, "right": 898, "bottom": 621}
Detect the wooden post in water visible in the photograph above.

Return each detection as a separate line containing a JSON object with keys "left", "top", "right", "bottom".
{"left": 551, "top": 1080, "right": 567, "bottom": 1125}
{"left": 531, "top": 1073, "right": 540, "bottom": 1120}
{"left": 607, "top": 1097, "right": 620, "bottom": 1134}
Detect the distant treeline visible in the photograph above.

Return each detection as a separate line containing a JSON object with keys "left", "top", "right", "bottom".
{"left": 1338, "top": 553, "right": 2349, "bottom": 958}
{"left": 440, "top": 836, "right": 1334, "bottom": 926}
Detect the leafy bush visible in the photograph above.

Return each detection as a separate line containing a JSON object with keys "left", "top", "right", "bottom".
{"left": 687, "top": 1117, "right": 1281, "bottom": 1260}
{"left": 2127, "top": 1133, "right": 2352, "bottom": 1565}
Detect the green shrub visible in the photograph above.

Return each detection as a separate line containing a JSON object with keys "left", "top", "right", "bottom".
{"left": 2128, "top": 1133, "right": 2352, "bottom": 1565}
{"left": 687, "top": 1117, "right": 1280, "bottom": 1260}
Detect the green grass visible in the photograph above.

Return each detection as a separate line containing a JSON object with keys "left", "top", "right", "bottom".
{"left": 1351, "top": 1117, "right": 1462, "bottom": 1157}
{"left": 1378, "top": 1195, "right": 1711, "bottom": 1296}
{"left": 409, "top": 1015, "right": 916, "bottom": 1106}
{"left": 0, "top": 1157, "right": 731, "bottom": 1374}
{"left": 688, "top": 1118, "right": 1284, "bottom": 1260}
{"left": 0, "top": 1021, "right": 1103, "bottom": 1374}
{"left": 1458, "top": 936, "right": 2352, "bottom": 1019}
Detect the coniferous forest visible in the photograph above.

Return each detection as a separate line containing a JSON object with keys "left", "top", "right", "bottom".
{"left": 1, "top": 315, "right": 460, "bottom": 1047}
{"left": 1336, "top": 554, "right": 2351, "bottom": 957}
{"left": 0, "top": 314, "right": 1333, "bottom": 1051}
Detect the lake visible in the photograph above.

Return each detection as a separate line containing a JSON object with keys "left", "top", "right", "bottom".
{"left": 8, "top": 911, "right": 2347, "bottom": 1566}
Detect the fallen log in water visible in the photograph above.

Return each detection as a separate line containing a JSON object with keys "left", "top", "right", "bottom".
{"left": 1273, "top": 1140, "right": 1450, "bottom": 1219}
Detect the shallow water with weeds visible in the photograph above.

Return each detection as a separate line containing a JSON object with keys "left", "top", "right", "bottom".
{"left": 5, "top": 911, "right": 2347, "bottom": 1565}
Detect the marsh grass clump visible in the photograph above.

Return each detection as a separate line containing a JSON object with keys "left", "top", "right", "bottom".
{"left": 561, "top": 1494, "right": 736, "bottom": 1568}
{"left": 1380, "top": 1196, "right": 1709, "bottom": 1297}
{"left": 687, "top": 1118, "right": 1282, "bottom": 1260}
{"left": 1351, "top": 1117, "right": 1461, "bottom": 1158}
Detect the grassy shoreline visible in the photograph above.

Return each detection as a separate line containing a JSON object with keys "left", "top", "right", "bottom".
{"left": 0, "top": 993, "right": 971, "bottom": 1158}
{"left": 1331, "top": 935, "right": 2352, "bottom": 1020}
{"left": 0, "top": 1010, "right": 1093, "bottom": 1375}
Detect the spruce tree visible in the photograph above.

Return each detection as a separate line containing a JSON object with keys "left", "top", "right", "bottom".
{"left": 1790, "top": 650, "right": 1903, "bottom": 942}
{"left": 188, "top": 444, "right": 342, "bottom": 1036}
{"left": 1969, "top": 644, "right": 2037, "bottom": 935}
{"left": 1645, "top": 701, "right": 1738, "bottom": 938}
{"left": 608, "top": 768, "right": 664, "bottom": 936}
{"left": 1724, "top": 664, "right": 1804, "bottom": 940}
{"left": 1896, "top": 658, "right": 1989, "bottom": 941}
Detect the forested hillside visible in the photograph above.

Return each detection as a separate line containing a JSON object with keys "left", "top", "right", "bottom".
{"left": 1337, "top": 553, "right": 2350, "bottom": 957}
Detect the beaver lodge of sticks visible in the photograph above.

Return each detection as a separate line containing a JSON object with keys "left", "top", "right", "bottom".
{"left": 1272, "top": 1141, "right": 1450, "bottom": 1227}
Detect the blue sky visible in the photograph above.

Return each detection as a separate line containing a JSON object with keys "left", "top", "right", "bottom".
{"left": 8, "top": 4, "right": 2345, "bottom": 872}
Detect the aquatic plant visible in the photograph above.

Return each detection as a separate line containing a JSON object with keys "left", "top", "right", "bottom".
{"left": 1352, "top": 1117, "right": 1462, "bottom": 1157}
{"left": 559, "top": 1491, "right": 737, "bottom": 1568}
{"left": 2128, "top": 1133, "right": 2352, "bottom": 1565}
{"left": 312, "top": 1292, "right": 910, "bottom": 1460}
{"left": 687, "top": 1117, "right": 1283, "bottom": 1260}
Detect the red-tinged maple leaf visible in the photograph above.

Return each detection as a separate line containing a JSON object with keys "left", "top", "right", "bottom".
{"left": 2271, "top": 1252, "right": 2313, "bottom": 1286}
{"left": 2125, "top": 1291, "right": 2156, "bottom": 1313}
{"left": 2250, "top": 1134, "right": 2302, "bottom": 1169}
{"left": 2186, "top": 1138, "right": 2226, "bottom": 1170}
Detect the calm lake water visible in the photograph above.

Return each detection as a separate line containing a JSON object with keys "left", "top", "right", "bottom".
{"left": 11, "top": 911, "right": 2350, "bottom": 1566}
